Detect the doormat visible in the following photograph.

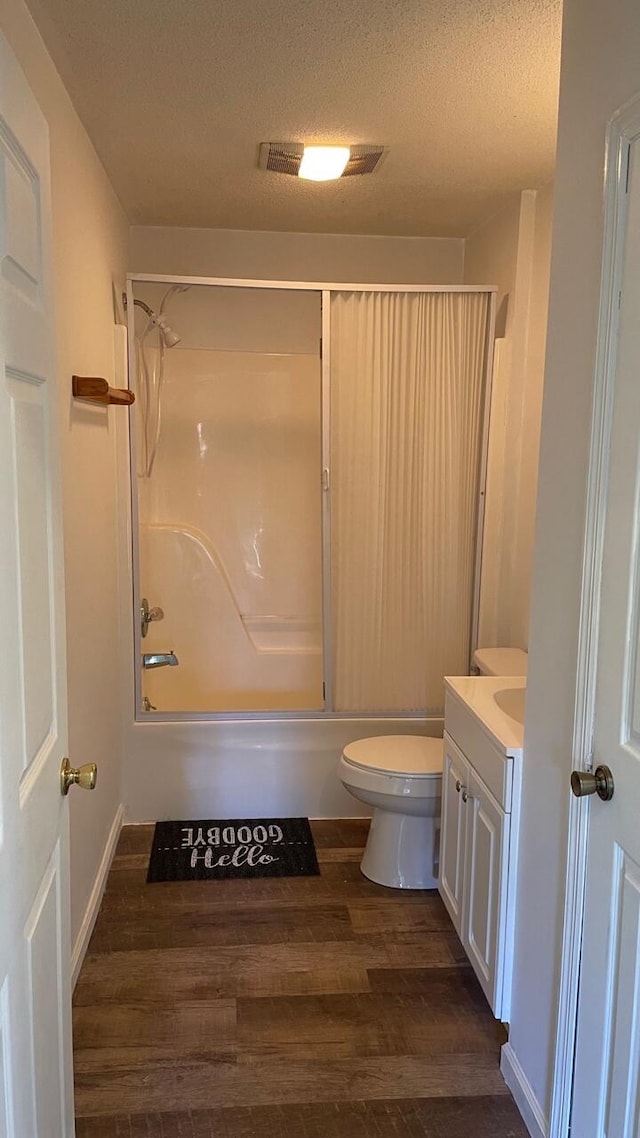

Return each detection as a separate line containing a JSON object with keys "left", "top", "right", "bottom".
{"left": 147, "top": 817, "right": 320, "bottom": 882}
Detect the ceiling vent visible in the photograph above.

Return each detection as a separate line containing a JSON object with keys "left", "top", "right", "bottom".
{"left": 258, "top": 142, "right": 387, "bottom": 177}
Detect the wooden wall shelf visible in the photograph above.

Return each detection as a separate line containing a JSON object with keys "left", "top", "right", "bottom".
{"left": 72, "top": 375, "right": 135, "bottom": 406}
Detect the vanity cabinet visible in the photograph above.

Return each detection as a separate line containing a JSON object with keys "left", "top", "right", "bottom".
{"left": 439, "top": 678, "right": 524, "bottom": 1022}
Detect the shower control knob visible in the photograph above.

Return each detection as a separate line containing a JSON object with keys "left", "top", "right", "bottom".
{"left": 140, "top": 598, "right": 165, "bottom": 637}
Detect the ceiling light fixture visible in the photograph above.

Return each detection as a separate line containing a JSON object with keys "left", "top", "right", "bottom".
{"left": 298, "top": 145, "right": 350, "bottom": 181}
{"left": 258, "top": 142, "right": 388, "bottom": 179}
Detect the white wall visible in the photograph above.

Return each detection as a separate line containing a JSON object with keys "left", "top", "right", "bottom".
{"left": 465, "top": 195, "right": 527, "bottom": 650}
{"left": 130, "top": 225, "right": 464, "bottom": 284}
{"left": 465, "top": 186, "right": 554, "bottom": 652}
{"left": 0, "top": 0, "right": 128, "bottom": 957}
{"left": 508, "top": 0, "right": 640, "bottom": 1129}
{"left": 512, "top": 182, "right": 554, "bottom": 649}
{"left": 464, "top": 193, "right": 524, "bottom": 338}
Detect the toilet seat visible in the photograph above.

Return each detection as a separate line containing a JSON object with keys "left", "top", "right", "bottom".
{"left": 342, "top": 735, "right": 443, "bottom": 778}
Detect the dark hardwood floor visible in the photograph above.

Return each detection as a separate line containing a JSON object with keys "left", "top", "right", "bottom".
{"left": 73, "top": 820, "right": 528, "bottom": 1137}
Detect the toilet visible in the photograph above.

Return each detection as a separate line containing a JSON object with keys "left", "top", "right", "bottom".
{"left": 338, "top": 647, "right": 528, "bottom": 889}
{"left": 470, "top": 646, "right": 528, "bottom": 677}
{"left": 338, "top": 735, "right": 443, "bottom": 888}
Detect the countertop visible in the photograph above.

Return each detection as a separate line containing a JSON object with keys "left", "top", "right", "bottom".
{"left": 444, "top": 675, "right": 526, "bottom": 757}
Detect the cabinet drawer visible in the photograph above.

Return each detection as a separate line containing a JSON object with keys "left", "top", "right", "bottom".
{"left": 444, "top": 696, "right": 513, "bottom": 810}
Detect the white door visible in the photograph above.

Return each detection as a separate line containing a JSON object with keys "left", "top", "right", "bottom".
{"left": 0, "top": 31, "right": 75, "bottom": 1138}
{"left": 570, "top": 130, "right": 640, "bottom": 1135}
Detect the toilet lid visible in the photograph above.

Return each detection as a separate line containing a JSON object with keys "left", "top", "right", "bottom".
{"left": 342, "top": 735, "right": 443, "bottom": 777}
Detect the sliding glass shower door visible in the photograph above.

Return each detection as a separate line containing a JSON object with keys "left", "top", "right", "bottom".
{"left": 133, "top": 284, "right": 325, "bottom": 713}
{"left": 329, "top": 290, "right": 492, "bottom": 714}
{"left": 130, "top": 278, "right": 493, "bottom": 718}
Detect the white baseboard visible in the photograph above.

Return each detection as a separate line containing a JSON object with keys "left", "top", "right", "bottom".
{"left": 501, "top": 1043, "right": 548, "bottom": 1138}
{"left": 71, "top": 803, "right": 124, "bottom": 989}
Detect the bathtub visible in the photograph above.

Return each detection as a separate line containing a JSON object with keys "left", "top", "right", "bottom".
{"left": 123, "top": 715, "right": 444, "bottom": 821}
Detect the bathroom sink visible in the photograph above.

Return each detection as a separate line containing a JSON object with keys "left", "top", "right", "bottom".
{"left": 493, "top": 685, "right": 526, "bottom": 726}
{"left": 445, "top": 676, "right": 525, "bottom": 756}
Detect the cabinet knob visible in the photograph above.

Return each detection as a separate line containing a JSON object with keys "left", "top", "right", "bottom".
{"left": 456, "top": 779, "right": 462, "bottom": 793}
{"left": 461, "top": 788, "right": 470, "bottom": 802}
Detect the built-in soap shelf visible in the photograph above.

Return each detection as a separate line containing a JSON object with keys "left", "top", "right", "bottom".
{"left": 241, "top": 614, "right": 322, "bottom": 655}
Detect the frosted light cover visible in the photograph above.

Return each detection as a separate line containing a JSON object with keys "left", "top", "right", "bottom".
{"left": 298, "top": 146, "right": 350, "bottom": 181}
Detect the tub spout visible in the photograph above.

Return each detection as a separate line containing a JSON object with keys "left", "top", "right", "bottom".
{"left": 142, "top": 651, "right": 179, "bottom": 669}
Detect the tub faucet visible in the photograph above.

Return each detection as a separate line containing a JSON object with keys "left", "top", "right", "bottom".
{"left": 142, "top": 651, "right": 179, "bottom": 669}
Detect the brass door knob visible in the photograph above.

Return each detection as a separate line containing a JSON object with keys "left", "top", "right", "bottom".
{"left": 60, "top": 757, "right": 98, "bottom": 796}
{"left": 570, "top": 764, "right": 614, "bottom": 801}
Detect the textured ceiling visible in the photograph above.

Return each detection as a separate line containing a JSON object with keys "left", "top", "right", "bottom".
{"left": 27, "top": 0, "right": 562, "bottom": 237}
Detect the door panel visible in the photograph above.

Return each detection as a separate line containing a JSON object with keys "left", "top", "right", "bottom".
{"left": 0, "top": 29, "right": 73, "bottom": 1138}
{"left": 1, "top": 150, "right": 41, "bottom": 303}
{"left": 26, "top": 848, "right": 66, "bottom": 1138}
{"left": 0, "top": 988, "right": 8, "bottom": 1138}
{"left": 11, "top": 377, "right": 55, "bottom": 773}
{"left": 600, "top": 847, "right": 640, "bottom": 1136}
{"left": 439, "top": 733, "right": 470, "bottom": 935}
{"left": 572, "top": 134, "right": 640, "bottom": 1135}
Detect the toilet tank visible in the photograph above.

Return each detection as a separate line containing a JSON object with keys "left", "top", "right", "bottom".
{"left": 471, "top": 647, "right": 528, "bottom": 676}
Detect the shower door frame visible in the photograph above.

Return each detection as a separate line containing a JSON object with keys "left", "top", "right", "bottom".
{"left": 126, "top": 274, "right": 496, "bottom": 723}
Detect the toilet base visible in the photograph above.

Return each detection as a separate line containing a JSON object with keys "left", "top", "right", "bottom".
{"left": 360, "top": 807, "right": 440, "bottom": 889}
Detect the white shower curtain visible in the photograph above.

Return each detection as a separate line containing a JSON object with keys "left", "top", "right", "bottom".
{"left": 330, "top": 290, "right": 491, "bottom": 713}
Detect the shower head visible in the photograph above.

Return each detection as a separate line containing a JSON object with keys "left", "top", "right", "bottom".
{"left": 129, "top": 297, "right": 182, "bottom": 347}
{"left": 154, "top": 313, "right": 181, "bottom": 348}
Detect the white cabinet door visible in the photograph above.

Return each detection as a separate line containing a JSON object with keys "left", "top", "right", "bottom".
{"left": 464, "top": 767, "right": 511, "bottom": 1016}
{"left": 439, "top": 733, "right": 471, "bottom": 937}
{"left": 0, "top": 30, "right": 74, "bottom": 1138}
